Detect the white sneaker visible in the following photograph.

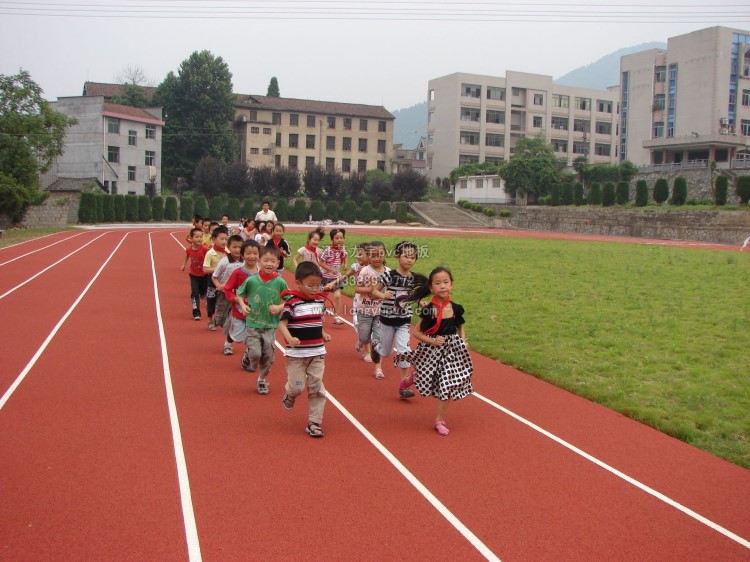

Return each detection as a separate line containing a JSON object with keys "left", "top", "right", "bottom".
{"left": 223, "top": 343, "right": 233, "bottom": 355}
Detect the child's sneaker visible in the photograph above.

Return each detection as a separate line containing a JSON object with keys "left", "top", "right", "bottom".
{"left": 257, "top": 378, "right": 269, "bottom": 395}
{"left": 193, "top": 314, "right": 201, "bottom": 321}
{"left": 223, "top": 342, "right": 233, "bottom": 355}
{"left": 208, "top": 321, "right": 216, "bottom": 331}
{"left": 241, "top": 350, "right": 256, "bottom": 372}
{"left": 399, "top": 388, "right": 415, "bottom": 399}
{"left": 373, "top": 368, "right": 384, "bottom": 380}
{"left": 282, "top": 394, "right": 295, "bottom": 410}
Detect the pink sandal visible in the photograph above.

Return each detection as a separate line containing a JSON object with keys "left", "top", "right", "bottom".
{"left": 434, "top": 420, "right": 450, "bottom": 436}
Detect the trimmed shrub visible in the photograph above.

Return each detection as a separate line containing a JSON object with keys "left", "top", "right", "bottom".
{"left": 602, "top": 182, "right": 616, "bottom": 207}
{"left": 138, "top": 195, "right": 152, "bottom": 222}
{"left": 573, "top": 182, "right": 584, "bottom": 206}
{"left": 226, "top": 198, "right": 241, "bottom": 220}
{"left": 549, "top": 184, "right": 561, "bottom": 206}
{"left": 274, "top": 199, "right": 289, "bottom": 221}
{"left": 78, "top": 192, "right": 97, "bottom": 223}
{"left": 291, "top": 199, "right": 307, "bottom": 222}
{"left": 241, "top": 197, "right": 256, "bottom": 220}
{"left": 357, "top": 200, "right": 374, "bottom": 222}
{"left": 209, "top": 196, "right": 223, "bottom": 220}
{"left": 325, "top": 200, "right": 341, "bottom": 221}
{"left": 308, "top": 200, "right": 325, "bottom": 221}
{"left": 395, "top": 201, "right": 408, "bottom": 223}
{"left": 736, "top": 175, "right": 750, "bottom": 205}
{"left": 179, "top": 196, "right": 194, "bottom": 221}
{"left": 635, "top": 180, "right": 649, "bottom": 207}
{"left": 125, "top": 195, "right": 138, "bottom": 221}
{"left": 377, "top": 201, "right": 391, "bottom": 221}
{"left": 164, "top": 196, "right": 178, "bottom": 221}
{"left": 671, "top": 176, "right": 688, "bottom": 205}
{"left": 653, "top": 178, "right": 669, "bottom": 204}
{"left": 498, "top": 209, "right": 512, "bottom": 217}
{"left": 615, "top": 181, "right": 629, "bottom": 205}
{"left": 483, "top": 207, "right": 496, "bottom": 217}
{"left": 587, "top": 182, "right": 602, "bottom": 205}
{"left": 538, "top": 195, "right": 551, "bottom": 206}
{"left": 194, "top": 195, "right": 209, "bottom": 219}
{"left": 95, "top": 194, "right": 105, "bottom": 222}
{"left": 342, "top": 200, "right": 357, "bottom": 222}
{"left": 152, "top": 196, "right": 164, "bottom": 221}
{"left": 103, "top": 195, "right": 115, "bottom": 222}
{"left": 114, "top": 195, "right": 126, "bottom": 221}
{"left": 714, "top": 176, "right": 728, "bottom": 206}
{"left": 561, "top": 184, "right": 574, "bottom": 205}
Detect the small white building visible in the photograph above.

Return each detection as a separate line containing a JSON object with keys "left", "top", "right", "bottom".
{"left": 454, "top": 174, "right": 513, "bottom": 204}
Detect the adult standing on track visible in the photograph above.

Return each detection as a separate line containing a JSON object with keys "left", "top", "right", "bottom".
{"left": 254, "top": 201, "right": 278, "bottom": 223}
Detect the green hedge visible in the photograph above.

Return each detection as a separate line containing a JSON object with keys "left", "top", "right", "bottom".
{"left": 103, "top": 195, "right": 115, "bottom": 222}
{"left": 615, "top": 181, "right": 629, "bottom": 205}
{"left": 78, "top": 192, "right": 97, "bottom": 223}
{"left": 114, "top": 195, "right": 126, "bottom": 221}
{"left": 635, "top": 180, "right": 649, "bottom": 207}
{"left": 138, "top": 195, "right": 151, "bottom": 221}
{"left": 587, "top": 183, "right": 602, "bottom": 205}
{"left": 602, "top": 182, "right": 615, "bottom": 207}
{"left": 653, "top": 178, "right": 669, "bottom": 204}
{"left": 180, "top": 197, "right": 194, "bottom": 221}
{"left": 125, "top": 195, "right": 138, "bottom": 221}
{"left": 671, "top": 177, "right": 688, "bottom": 205}
{"left": 152, "top": 196, "right": 164, "bottom": 221}
{"left": 164, "top": 196, "right": 178, "bottom": 221}
{"left": 714, "top": 176, "right": 728, "bottom": 206}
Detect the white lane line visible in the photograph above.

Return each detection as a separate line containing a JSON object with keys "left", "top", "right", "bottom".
{"left": 0, "top": 230, "right": 73, "bottom": 252}
{"left": 472, "top": 392, "right": 750, "bottom": 550}
{"left": 0, "top": 233, "right": 129, "bottom": 411}
{"left": 0, "top": 231, "right": 87, "bottom": 267}
{"left": 0, "top": 232, "right": 109, "bottom": 301}
{"left": 148, "top": 232, "right": 202, "bottom": 562}
{"left": 169, "top": 231, "right": 187, "bottom": 248}
{"left": 271, "top": 341, "right": 500, "bottom": 561}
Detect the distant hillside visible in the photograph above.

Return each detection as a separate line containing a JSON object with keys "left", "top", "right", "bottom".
{"left": 554, "top": 42, "right": 666, "bottom": 89}
{"left": 391, "top": 102, "right": 427, "bottom": 149}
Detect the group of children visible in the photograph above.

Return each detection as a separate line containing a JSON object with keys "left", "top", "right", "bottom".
{"left": 181, "top": 216, "right": 474, "bottom": 438}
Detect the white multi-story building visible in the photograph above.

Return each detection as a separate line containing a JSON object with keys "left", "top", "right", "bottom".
{"left": 620, "top": 26, "right": 750, "bottom": 167}
{"left": 426, "top": 71, "right": 620, "bottom": 181}
{"left": 50, "top": 96, "right": 164, "bottom": 195}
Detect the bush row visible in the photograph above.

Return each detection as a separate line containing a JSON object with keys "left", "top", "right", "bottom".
{"left": 457, "top": 200, "right": 512, "bottom": 217}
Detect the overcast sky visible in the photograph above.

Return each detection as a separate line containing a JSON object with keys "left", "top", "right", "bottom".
{"left": 1, "top": 1, "right": 747, "bottom": 111}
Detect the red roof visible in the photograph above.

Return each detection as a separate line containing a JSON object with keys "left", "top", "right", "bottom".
{"left": 102, "top": 102, "right": 164, "bottom": 126}
{"left": 235, "top": 94, "right": 394, "bottom": 120}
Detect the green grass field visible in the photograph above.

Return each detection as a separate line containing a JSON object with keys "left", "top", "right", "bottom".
{"left": 0, "top": 227, "right": 72, "bottom": 248}
{"left": 286, "top": 230, "right": 750, "bottom": 468}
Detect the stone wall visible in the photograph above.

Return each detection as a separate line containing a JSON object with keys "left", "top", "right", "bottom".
{"left": 500, "top": 206, "right": 750, "bottom": 244}
{"left": 635, "top": 168, "right": 743, "bottom": 204}
{"left": 0, "top": 192, "right": 77, "bottom": 229}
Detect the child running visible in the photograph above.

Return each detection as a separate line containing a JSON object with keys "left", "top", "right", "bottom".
{"left": 203, "top": 226, "right": 229, "bottom": 331}
{"left": 181, "top": 227, "right": 209, "bottom": 321}
{"left": 212, "top": 234, "right": 244, "bottom": 345}
{"left": 268, "top": 222, "right": 291, "bottom": 274}
{"left": 293, "top": 227, "right": 324, "bottom": 268}
{"left": 354, "top": 241, "right": 387, "bottom": 374}
{"left": 371, "top": 241, "right": 419, "bottom": 397}
{"left": 278, "top": 262, "right": 331, "bottom": 438}
{"left": 319, "top": 228, "right": 348, "bottom": 324}
{"left": 236, "top": 245, "right": 288, "bottom": 395}
{"left": 397, "top": 267, "right": 473, "bottom": 436}
{"left": 222, "top": 239, "right": 260, "bottom": 357}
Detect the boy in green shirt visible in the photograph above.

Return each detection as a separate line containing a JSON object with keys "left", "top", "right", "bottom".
{"left": 236, "top": 245, "right": 288, "bottom": 394}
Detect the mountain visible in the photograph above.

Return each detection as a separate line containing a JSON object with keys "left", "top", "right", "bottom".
{"left": 391, "top": 102, "right": 427, "bottom": 149}
{"left": 554, "top": 42, "right": 666, "bottom": 90}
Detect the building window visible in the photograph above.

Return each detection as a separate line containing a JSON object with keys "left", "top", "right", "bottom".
{"left": 492, "top": 178, "right": 503, "bottom": 188}
{"left": 532, "top": 116, "right": 543, "bottom": 128}
{"left": 655, "top": 66, "right": 667, "bottom": 82}
{"left": 272, "top": 112, "right": 281, "bottom": 125}
{"left": 128, "top": 130, "right": 137, "bottom": 146}
{"left": 262, "top": 148, "right": 271, "bottom": 155}
{"left": 485, "top": 157, "right": 503, "bottom": 165}
{"left": 290, "top": 113, "right": 299, "bottom": 126}
{"left": 594, "top": 143, "right": 611, "bottom": 156}
{"left": 249, "top": 111, "right": 257, "bottom": 121}
{"left": 651, "top": 121, "right": 664, "bottom": 138}
{"left": 461, "top": 83, "right": 481, "bottom": 98}
{"left": 653, "top": 94, "right": 666, "bottom": 111}
{"left": 460, "top": 107, "right": 480, "bottom": 122}
{"left": 552, "top": 94, "right": 569, "bottom": 108}
{"left": 326, "top": 136, "right": 335, "bottom": 150}
{"left": 475, "top": 178, "right": 484, "bottom": 188}
{"left": 275, "top": 155, "right": 281, "bottom": 168}
{"left": 573, "top": 119, "right": 590, "bottom": 133}
{"left": 378, "top": 120, "right": 386, "bottom": 132}
{"left": 306, "top": 135, "right": 315, "bottom": 149}
{"left": 551, "top": 139, "right": 568, "bottom": 153}
{"left": 377, "top": 160, "right": 385, "bottom": 171}
{"left": 250, "top": 148, "right": 259, "bottom": 155}
{"left": 358, "top": 159, "right": 367, "bottom": 173}
{"left": 574, "top": 97, "right": 591, "bottom": 111}
{"left": 551, "top": 116, "right": 568, "bottom": 130}
{"left": 275, "top": 132, "right": 281, "bottom": 147}
{"left": 533, "top": 93, "right": 544, "bottom": 106}
{"left": 487, "top": 86, "right": 505, "bottom": 101}
{"left": 359, "top": 119, "right": 368, "bottom": 131}
{"left": 289, "top": 155, "right": 298, "bottom": 169}
{"left": 342, "top": 158, "right": 351, "bottom": 172}
{"left": 429, "top": 89, "right": 435, "bottom": 101}
{"left": 428, "top": 111, "right": 434, "bottom": 124}
{"left": 486, "top": 110, "right": 505, "bottom": 124}
{"left": 326, "top": 157, "right": 335, "bottom": 171}
{"left": 251, "top": 126, "right": 260, "bottom": 134}
{"left": 459, "top": 179, "right": 467, "bottom": 189}
{"left": 145, "top": 150, "right": 155, "bottom": 166}
{"left": 741, "top": 119, "right": 750, "bottom": 136}
{"left": 306, "top": 156, "right": 315, "bottom": 169}
{"left": 327, "top": 116, "right": 336, "bottom": 129}
{"left": 128, "top": 166, "right": 136, "bottom": 181}
{"left": 742, "top": 89, "right": 750, "bottom": 106}
{"left": 597, "top": 100, "right": 613, "bottom": 113}
{"left": 458, "top": 154, "right": 479, "bottom": 165}
{"left": 344, "top": 118, "right": 352, "bottom": 130}
{"left": 572, "top": 141, "right": 588, "bottom": 154}
{"left": 511, "top": 87, "right": 523, "bottom": 96}
{"left": 377, "top": 139, "right": 386, "bottom": 153}
{"left": 595, "top": 121, "right": 612, "bottom": 135}
{"left": 307, "top": 115, "right": 316, "bottom": 127}
{"left": 343, "top": 137, "right": 352, "bottom": 151}
{"left": 358, "top": 138, "right": 368, "bottom": 152}
{"left": 145, "top": 124, "right": 156, "bottom": 139}
{"left": 289, "top": 133, "right": 298, "bottom": 148}
{"left": 460, "top": 131, "right": 480, "bottom": 145}
{"left": 107, "top": 117, "right": 120, "bottom": 134}
{"left": 263, "top": 127, "right": 272, "bottom": 135}
{"left": 107, "top": 146, "right": 119, "bottom": 163}
{"left": 485, "top": 133, "right": 504, "bottom": 147}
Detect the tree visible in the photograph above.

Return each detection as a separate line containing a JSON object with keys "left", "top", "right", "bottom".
{"left": 110, "top": 84, "right": 150, "bottom": 108}
{"left": 303, "top": 165, "right": 326, "bottom": 199}
{"left": 343, "top": 172, "right": 366, "bottom": 203}
{"left": 602, "top": 182, "right": 616, "bottom": 207}
{"left": 615, "top": 181, "right": 630, "bottom": 205}
{"left": 272, "top": 167, "right": 300, "bottom": 199}
{"left": 573, "top": 182, "right": 584, "bottom": 206}
{"left": 103, "top": 195, "right": 116, "bottom": 222}
{"left": 653, "top": 178, "right": 669, "bottom": 204}
{"left": 364, "top": 169, "right": 394, "bottom": 205}
{"left": 671, "top": 177, "right": 688, "bottom": 205}
{"left": 377, "top": 201, "right": 392, "bottom": 221}
{"left": 325, "top": 200, "right": 341, "bottom": 221}
{"left": 714, "top": 176, "right": 728, "bottom": 206}
{"left": 392, "top": 169, "right": 429, "bottom": 202}
{"left": 274, "top": 199, "right": 289, "bottom": 221}
{"left": 250, "top": 166, "right": 274, "bottom": 197}
{"left": 736, "top": 175, "right": 750, "bottom": 205}
{"left": 291, "top": 199, "right": 307, "bottom": 222}
{"left": 267, "top": 77, "right": 280, "bottom": 97}
{"left": 193, "top": 155, "right": 225, "bottom": 197}
{"left": 77, "top": 192, "right": 97, "bottom": 223}
{"left": 587, "top": 182, "right": 602, "bottom": 205}
{"left": 164, "top": 196, "right": 178, "bottom": 220}
{"left": 358, "top": 200, "right": 374, "bottom": 222}
{"left": 114, "top": 194, "right": 126, "bottom": 221}
{"left": 0, "top": 70, "right": 76, "bottom": 222}
{"left": 226, "top": 197, "right": 241, "bottom": 220}
{"left": 309, "top": 199, "right": 325, "bottom": 221}
{"left": 125, "top": 195, "right": 138, "bottom": 221}
{"left": 561, "top": 183, "right": 574, "bottom": 205}
{"left": 138, "top": 195, "right": 152, "bottom": 221}
{"left": 500, "top": 137, "right": 561, "bottom": 199}
{"left": 180, "top": 196, "right": 194, "bottom": 221}
{"left": 342, "top": 200, "right": 357, "bottom": 222}
{"left": 224, "top": 162, "right": 250, "bottom": 198}
{"left": 549, "top": 184, "right": 561, "bottom": 206}
{"left": 635, "top": 180, "right": 649, "bottom": 207}
{"left": 153, "top": 51, "right": 236, "bottom": 187}
{"left": 194, "top": 195, "right": 209, "bottom": 218}
{"left": 572, "top": 155, "right": 588, "bottom": 185}
{"left": 323, "top": 169, "right": 343, "bottom": 201}
{"left": 619, "top": 160, "right": 638, "bottom": 183}
{"left": 209, "top": 196, "right": 223, "bottom": 219}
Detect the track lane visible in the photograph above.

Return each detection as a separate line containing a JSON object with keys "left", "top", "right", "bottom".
{"left": 0, "top": 231, "right": 191, "bottom": 560}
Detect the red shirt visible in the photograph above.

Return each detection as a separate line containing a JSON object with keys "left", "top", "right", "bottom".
{"left": 223, "top": 266, "right": 257, "bottom": 319}
{"left": 186, "top": 245, "right": 208, "bottom": 277}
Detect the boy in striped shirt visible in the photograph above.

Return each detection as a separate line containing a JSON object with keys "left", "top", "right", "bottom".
{"left": 278, "top": 262, "right": 331, "bottom": 438}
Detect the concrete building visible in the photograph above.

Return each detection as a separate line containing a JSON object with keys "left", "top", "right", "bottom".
{"left": 50, "top": 96, "right": 164, "bottom": 195}
{"left": 620, "top": 26, "right": 750, "bottom": 167}
{"left": 233, "top": 95, "right": 395, "bottom": 176}
{"left": 392, "top": 137, "right": 428, "bottom": 175}
{"left": 426, "top": 71, "right": 620, "bottom": 181}
{"left": 454, "top": 174, "right": 512, "bottom": 204}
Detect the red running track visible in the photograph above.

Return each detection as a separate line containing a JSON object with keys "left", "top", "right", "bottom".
{"left": 0, "top": 227, "right": 748, "bottom": 561}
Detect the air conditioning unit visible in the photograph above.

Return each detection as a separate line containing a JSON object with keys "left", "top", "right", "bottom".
{"left": 720, "top": 117, "right": 729, "bottom": 126}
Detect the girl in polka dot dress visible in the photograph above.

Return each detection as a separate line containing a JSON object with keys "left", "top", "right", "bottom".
{"left": 396, "top": 266, "right": 473, "bottom": 436}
